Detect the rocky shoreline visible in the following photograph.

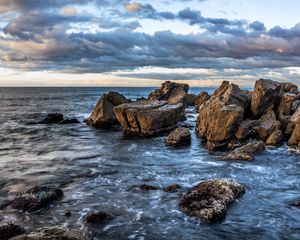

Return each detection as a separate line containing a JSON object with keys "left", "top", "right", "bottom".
{"left": 1, "top": 79, "right": 300, "bottom": 239}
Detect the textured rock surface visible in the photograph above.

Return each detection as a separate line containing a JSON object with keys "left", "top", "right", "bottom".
{"left": 258, "top": 110, "right": 281, "bottom": 140}
{"left": 195, "top": 92, "right": 210, "bottom": 111}
{"left": 163, "top": 184, "right": 182, "bottom": 193}
{"left": 11, "top": 226, "right": 93, "bottom": 240}
{"left": 0, "top": 223, "right": 25, "bottom": 240}
{"left": 148, "top": 81, "right": 189, "bottom": 104}
{"left": 266, "top": 130, "right": 283, "bottom": 146}
{"left": 179, "top": 179, "right": 245, "bottom": 223}
{"left": 87, "top": 92, "right": 130, "bottom": 128}
{"left": 186, "top": 94, "right": 197, "bottom": 106}
{"left": 165, "top": 127, "right": 191, "bottom": 146}
{"left": 10, "top": 185, "right": 63, "bottom": 212}
{"left": 234, "top": 119, "right": 260, "bottom": 139}
{"left": 222, "top": 141, "right": 265, "bottom": 161}
{"left": 114, "top": 100, "right": 185, "bottom": 137}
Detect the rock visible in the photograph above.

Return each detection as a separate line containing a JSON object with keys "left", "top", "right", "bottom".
{"left": 251, "top": 79, "right": 280, "bottom": 117}
{"left": 11, "top": 226, "right": 93, "bottom": 240}
{"left": 277, "top": 93, "right": 297, "bottom": 116}
{"left": 10, "top": 185, "right": 63, "bottom": 212}
{"left": 114, "top": 100, "right": 185, "bottom": 137}
{"left": 39, "top": 113, "right": 64, "bottom": 124}
{"left": 288, "top": 123, "right": 300, "bottom": 146}
{"left": 179, "top": 179, "right": 245, "bottom": 223}
{"left": 186, "top": 94, "right": 197, "bottom": 106}
{"left": 165, "top": 127, "right": 191, "bottom": 146}
{"left": 139, "top": 184, "right": 160, "bottom": 191}
{"left": 87, "top": 92, "right": 130, "bottom": 128}
{"left": 59, "top": 118, "right": 80, "bottom": 124}
{"left": 291, "top": 106, "right": 300, "bottom": 124}
{"left": 163, "top": 184, "right": 182, "bottom": 193}
{"left": 195, "top": 92, "right": 210, "bottom": 111}
{"left": 0, "top": 223, "right": 25, "bottom": 240}
{"left": 279, "top": 82, "right": 298, "bottom": 94}
{"left": 258, "top": 110, "right": 281, "bottom": 141}
{"left": 148, "top": 81, "right": 189, "bottom": 104}
{"left": 235, "top": 119, "right": 260, "bottom": 139}
{"left": 266, "top": 130, "right": 283, "bottom": 146}
{"left": 291, "top": 200, "right": 300, "bottom": 208}
{"left": 86, "top": 212, "right": 112, "bottom": 224}
{"left": 222, "top": 141, "right": 265, "bottom": 161}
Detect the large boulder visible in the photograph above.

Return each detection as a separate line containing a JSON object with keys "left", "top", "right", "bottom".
{"left": 0, "top": 223, "right": 25, "bottom": 240}
{"left": 11, "top": 226, "right": 93, "bottom": 240}
{"left": 258, "top": 110, "right": 281, "bottom": 141}
{"left": 114, "top": 100, "right": 185, "bottom": 137}
{"left": 195, "top": 92, "right": 210, "bottom": 111}
{"left": 165, "top": 127, "right": 191, "bottom": 146}
{"left": 148, "top": 81, "right": 189, "bottom": 104}
{"left": 87, "top": 92, "right": 130, "bottom": 128}
{"left": 251, "top": 79, "right": 280, "bottom": 118}
{"left": 179, "top": 179, "right": 245, "bottom": 223}
{"left": 196, "top": 81, "right": 249, "bottom": 148}
{"left": 10, "top": 185, "right": 63, "bottom": 212}
{"left": 222, "top": 141, "right": 265, "bottom": 161}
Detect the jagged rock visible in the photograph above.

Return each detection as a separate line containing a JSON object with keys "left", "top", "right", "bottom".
{"left": 10, "top": 185, "right": 63, "bottom": 212}
{"left": 258, "top": 110, "right": 281, "bottom": 141}
{"left": 195, "top": 92, "right": 210, "bottom": 111}
{"left": 114, "top": 100, "right": 185, "bottom": 137}
{"left": 251, "top": 79, "right": 280, "bottom": 117}
{"left": 277, "top": 93, "right": 297, "bottom": 116}
{"left": 148, "top": 81, "right": 189, "bottom": 104}
{"left": 288, "top": 123, "right": 300, "bottom": 147}
{"left": 163, "top": 184, "right": 182, "bottom": 193}
{"left": 87, "top": 92, "right": 130, "bottom": 128}
{"left": 165, "top": 127, "right": 191, "bottom": 146}
{"left": 0, "top": 223, "right": 25, "bottom": 240}
{"left": 11, "top": 226, "right": 93, "bottom": 240}
{"left": 279, "top": 82, "right": 298, "bottom": 94}
{"left": 86, "top": 212, "right": 112, "bottom": 224}
{"left": 222, "top": 141, "right": 265, "bottom": 161}
{"left": 266, "top": 130, "right": 283, "bottom": 146}
{"left": 291, "top": 106, "right": 300, "bottom": 123}
{"left": 196, "top": 81, "right": 249, "bottom": 147}
{"left": 186, "top": 94, "right": 197, "bottom": 106}
{"left": 235, "top": 119, "right": 260, "bottom": 139}
{"left": 38, "top": 113, "right": 64, "bottom": 124}
{"left": 179, "top": 179, "right": 245, "bottom": 223}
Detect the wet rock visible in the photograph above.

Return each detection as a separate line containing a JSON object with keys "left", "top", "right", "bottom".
{"left": 87, "top": 92, "right": 130, "bottom": 128}
{"left": 222, "top": 141, "right": 265, "bottom": 161}
{"left": 11, "top": 226, "right": 93, "bottom": 240}
{"left": 65, "top": 211, "right": 72, "bottom": 217}
{"left": 0, "top": 223, "right": 25, "bottom": 240}
{"left": 258, "top": 110, "right": 281, "bottom": 141}
{"left": 251, "top": 79, "right": 280, "bottom": 118}
{"left": 195, "top": 92, "right": 210, "bottom": 111}
{"left": 291, "top": 200, "right": 300, "bottom": 208}
{"left": 86, "top": 211, "right": 112, "bottom": 224}
{"left": 179, "top": 179, "right": 245, "bottom": 223}
{"left": 39, "top": 113, "right": 64, "bottom": 124}
{"left": 11, "top": 185, "right": 63, "bottom": 212}
{"left": 139, "top": 184, "right": 160, "bottom": 191}
{"left": 234, "top": 119, "right": 260, "bottom": 139}
{"left": 266, "top": 130, "right": 283, "bottom": 146}
{"left": 148, "top": 81, "right": 189, "bottom": 104}
{"left": 114, "top": 100, "right": 185, "bottom": 137}
{"left": 165, "top": 127, "right": 191, "bottom": 147}
{"left": 163, "top": 184, "right": 182, "bottom": 193}
{"left": 59, "top": 118, "right": 80, "bottom": 124}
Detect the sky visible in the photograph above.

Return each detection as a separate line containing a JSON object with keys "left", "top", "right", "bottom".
{"left": 0, "top": 0, "right": 300, "bottom": 87}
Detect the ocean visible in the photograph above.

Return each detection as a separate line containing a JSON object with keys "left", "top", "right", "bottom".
{"left": 0, "top": 87, "right": 299, "bottom": 239}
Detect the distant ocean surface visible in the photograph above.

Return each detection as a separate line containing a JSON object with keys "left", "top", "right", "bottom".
{"left": 0, "top": 87, "right": 299, "bottom": 240}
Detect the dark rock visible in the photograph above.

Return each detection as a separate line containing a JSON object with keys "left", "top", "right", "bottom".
{"left": 139, "top": 184, "right": 160, "bottom": 191}
{"left": 165, "top": 127, "right": 191, "bottom": 146}
{"left": 65, "top": 211, "right": 72, "bottom": 217}
{"left": 222, "top": 141, "right": 265, "bottom": 161}
{"left": 39, "top": 113, "right": 64, "bottom": 124}
{"left": 186, "top": 94, "right": 197, "bottom": 106}
{"left": 279, "top": 82, "right": 298, "bottom": 94}
{"left": 87, "top": 92, "right": 130, "bottom": 128}
{"left": 148, "top": 81, "right": 189, "bottom": 104}
{"left": 291, "top": 200, "right": 300, "bottom": 208}
{"left": 114, "top": 100, "right": 185, "bottom": 137}
{"left": 59, "top": 118, "right": 80, "bottom": 124}
{"left": 163, "top": 184, "right": 182, "bottom": 193}
{"left": 86, "top": 212, "right": 112, "bottom": 224}
{"left": 251, "top": 79, "right": 280, "bottom": 118}
{"left": 258, "top": 110, "right": 281, "bottom": 141}
{"left": 179, "top": 179, "right": 245, "bottom": 223}
{"left": 0, "top": 223, "right": 25, "bottom": 240}
{"left": 11, "top": 226, "right": 93, "bottom": 240}
{"left": 234, "top": 119, "right": 260, "bottom": 139}
{"left": 266, "top": 130, "right": 283, "bottom": 146}
{"left": 11, "top": 185, "right": 63, "bottom": 212}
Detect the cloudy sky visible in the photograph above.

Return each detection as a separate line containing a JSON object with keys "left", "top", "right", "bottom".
{"left": 0, "top": 0, "right": 300, "bottom": 87}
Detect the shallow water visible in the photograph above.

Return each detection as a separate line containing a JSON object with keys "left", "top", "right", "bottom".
{"left": 0, "top": 87, "right": 299, "bottom": 240}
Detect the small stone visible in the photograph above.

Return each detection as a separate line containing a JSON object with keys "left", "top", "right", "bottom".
{"left": 163, "top": 184, "right": 182, "bottom": 193}
{"left": 86, "top": 212, "right": 112, "bottom": 224}
{"left": 139, "top": 184, "right": 160, "bottom": 191}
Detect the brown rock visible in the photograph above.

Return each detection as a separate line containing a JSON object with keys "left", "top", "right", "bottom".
{"left": 266, "top": 130, "right": 283, "bottom": 146}
{"left": 258, "top": 110, "right": 281, "bottom": 140}
{"left": 235, "top": 119, "right": 260, "bottom": 139}
{"left": 279, "top": 82, "right": 298, "bottom": 94}
{"left": 86, "top": 212, "right": 112, "bottom": 224}
{"left": 114, "top": 100, "right": 185, "bottom": 137}
{"left": 0, "top": 223, "right": 25, "bottom": 240}
{"left": 277, "top": 93, "right": 297, "bottom": 116}
{"left": 222, "top": 141, "right": 265, "bottom": 161}
{"left": 251, "top": 79, "right": 280, "bottom": 117}
{"left": 186, "top": 94, "right": 197, "bottom": 106}
{"left": 163, "top": 184, "right": 182, "bottom": 193}
{"left": 288, "top": 123, "right": 300, "bottom": 146}
{"left": 87, "top": 92, "right": 130, "bottom": 128}
{"left": 179, "top": 179, "right": 245, "bottom": 223}
{"left": 165, "top": 127, "right": 191, "bottom": 146}
{"left": 195, "top": 92, "right": 210, "bottom": 111}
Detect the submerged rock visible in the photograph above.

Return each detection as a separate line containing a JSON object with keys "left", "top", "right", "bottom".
{"left": 59, "top": 118, "right": 80, "bottom": 124}
{"left": 87, "top": 92, "right": 130, "bottom": 128}
{"left": 86, "top": 211, "right": 112, "bottom": 224}
{"left": 165, "top": 127, "right": 191, "bottom": 146}
{"left": 179, "top": 179, "right": 245, "bottom": 223}
{"left": 291, "top": 200, "right": 300, "bottom": 209}
{"left": 10, "top": 185, "right": 63, "bottom": 212}
{"left": 148, "top": 81, "right": 189, "bottom": 104}
{"left": 139, "top": 184, "right": 160, "bottom": 191}
{"left": 38, "top": 113, "right": 64, "bottom": 124}
{"left": 114, "top": 100, "right": 185, "bottom": 137}
{"left": 163, "top": 184, "right": 182, "bottom": 193}
{"left": 222, "top": 141, "right": 265, "bottom": 161}
{"left": 11, "top": 226, "right": 93, "bottom": 240}
{"left": 0, "top": 223, "right": 25, "bottom": 240}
